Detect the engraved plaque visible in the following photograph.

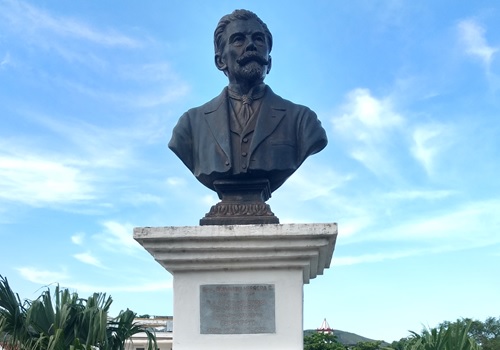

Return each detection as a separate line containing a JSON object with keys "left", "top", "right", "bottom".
{"left": 200, "top": 284, "right": 276, "bottom": 334}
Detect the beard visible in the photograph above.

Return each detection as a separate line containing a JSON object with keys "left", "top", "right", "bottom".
{"left": 236, "top": 61, "right": 266, "bottom": 82}
{"left": 231, "top": 51, "right": 269, "bottom": 83}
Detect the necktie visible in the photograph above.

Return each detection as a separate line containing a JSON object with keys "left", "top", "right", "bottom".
{"left": 228, "top": 85, "right": 266, "bottom": 128}
{"left": 240, "top": 95, "right": 253, "bottom": 126}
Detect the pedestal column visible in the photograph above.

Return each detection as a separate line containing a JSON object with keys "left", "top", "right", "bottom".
{"left": 134, "top": 223, "right": 337, "bottom": 350}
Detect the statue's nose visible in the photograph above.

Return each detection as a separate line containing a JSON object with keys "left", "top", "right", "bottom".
{"left": 245, "top": 40, "right": 257, "bottom": 52}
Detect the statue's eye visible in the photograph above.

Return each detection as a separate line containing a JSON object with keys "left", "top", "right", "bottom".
{"left": 254, "top": 34, "right": 265, "bottom": 45}
{"left": 231, "top": 35, "right": 245, "bottom": 46}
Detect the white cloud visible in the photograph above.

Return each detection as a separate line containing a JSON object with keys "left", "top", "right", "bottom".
{"left": 332, "top": 88, "right": 404, "bottom": 177}
{"left": 123, "top": 193, "right": 164, "bottom": 206}
{"left": 73, "top": 252, "right": 105, "bottom": 269}
{"left": 333, "top": 88, "right": 403, "bottom": 138}
{"left": 27, "top": 112, "right": 168, "bottom": 168}
{"left": 71, "top": 232, "right": 85, "bottom": 245}
{"left": 346, "top": 199, "right": 500, "bottom": 247}
{"left": 337, "top": 215, "right": 374, "bottom": 238}
{"left": 410, "top": 124, "right": 453, "bottom": 176}
{"left": 17, "top": 266, "right": 68, "bottom": 284}
{"left": 336, "top": 198, "right": 500, "bottom": 265}
{"left": 166, "top": 177, "right": 187, "bottom": 187}
{"left": 0, "top": 153, "right": 94, "bottom": 206}
{"left": 385, "top": 189, "right": 455, "bottom": 200}
{"left": 333, "top": 243, "right": 478, "bottom": 267}
{"left": 333, "top": 249, "right": 422, "bottom": 266}
{"left": 282, "top": 162, "right": 352, "bottom": 201}
{"left": 1, "top": 52, "right": 11, "bottom": 68}
{"left": 115, "top": 62, "right": 191, "bottom": 107}
{"left": 457, "top": 19, "right": 498, "bottom": 68}
{"left": 46, "top": 75, "right": 189, "bottom": 109}
{"left": 0, "top": 1, "right": 190, "bottom": 108}
{"left": 94, "top": 221, "right": 141, "bottom": 253}
{"left": 0, "top": 0, "right": 140, "bottom": 48}
{"left": 132, "top": 85, "right": 190, "bottom": 108}
{"left": 395, "top": 200, "right": 500, "bottom": 243}
{"left": 0, "top": 109, "right": 175, "bottom": 213}
{"left": 201, "top": 194, "right": 218, "bottom": 206}
{"left": 16, "top": 266, "right": 171, "bottom": 293}
{"left": 66, "top": 280, "right": 172, "bottom": 294}
{"left": 118, "top": 62, "right": 181, "bottom": 82}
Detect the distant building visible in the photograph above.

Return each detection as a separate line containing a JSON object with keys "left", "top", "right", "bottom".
{"left": 317, "top": 318, "right": 333, "bottom": 334}
{"left": 125, "top": 316, "right": 173, "bottom": 350}
{"left": 126, "top": 316, "right": 336, "bottom": 349}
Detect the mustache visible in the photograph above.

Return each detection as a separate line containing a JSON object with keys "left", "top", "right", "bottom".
{"left": 236, "top": 52, "right": 269, "bottom": 66}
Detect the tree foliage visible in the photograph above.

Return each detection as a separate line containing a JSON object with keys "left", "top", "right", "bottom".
{"left": 304, "top": 332, "right": 347, "bottom": 350}
{"left": 440, "top": 317, "right": 500, "bottom": 350}
{"left": 407, "top": 321, "right": 480, "bottom": 350}
{"left": 0, "top": 275, "right": 156, "bottom": 350}
{"left": 352, "top": 341, "right": 388, "bottom": 350}
{"left": 390, "top": 319, "right": 483, "bottom": 350}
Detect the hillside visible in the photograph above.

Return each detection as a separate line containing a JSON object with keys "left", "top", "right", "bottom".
{"left": 304, "top": 329, "right": 386, "bottom": 346}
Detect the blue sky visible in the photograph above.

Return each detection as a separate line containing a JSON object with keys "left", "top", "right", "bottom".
{"left": 1, "top": 0, "right": 499, "bottom": 343}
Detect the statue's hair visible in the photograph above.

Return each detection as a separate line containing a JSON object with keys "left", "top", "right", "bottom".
{"left": 214, "top": 9, "right": 273, "bottom": 55}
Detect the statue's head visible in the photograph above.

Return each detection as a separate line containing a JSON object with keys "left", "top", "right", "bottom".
{"left": 214, "top": 10, "right": 273, "bottom": 85}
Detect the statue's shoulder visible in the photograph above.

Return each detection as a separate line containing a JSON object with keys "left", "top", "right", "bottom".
{"left": 266, "top": 87, "right": 315, "bottom": 115}
{"left": 185, "top": 88, "right": 227, "bottom": 116}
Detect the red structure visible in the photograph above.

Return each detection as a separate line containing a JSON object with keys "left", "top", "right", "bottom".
{"left": 316, "top": 318, "right": 333, "bottom": 334}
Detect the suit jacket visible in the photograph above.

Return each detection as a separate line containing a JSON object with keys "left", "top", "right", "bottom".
{"left": 168, "top": 86, "right": 327, "bottom": 192}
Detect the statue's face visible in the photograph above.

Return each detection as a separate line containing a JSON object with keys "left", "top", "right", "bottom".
{"left": 216, "top": 18, "right": 271, "bottom": 84}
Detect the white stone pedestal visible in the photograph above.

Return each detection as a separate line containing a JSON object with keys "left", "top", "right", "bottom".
{"left": 134, "top": 223, "right": 337, "bottom": 350}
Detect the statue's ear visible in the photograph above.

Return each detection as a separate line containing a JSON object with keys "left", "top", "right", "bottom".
{"left": 266, "top": 55, "right": 272, "bottom": 74}
{"left": 215, "top": 54, "right": 227, "bottom": 72}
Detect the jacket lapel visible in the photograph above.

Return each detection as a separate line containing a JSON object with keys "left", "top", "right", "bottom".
{"left": 249, "top": 88, "right": 286, "bottom": 156}
{"left": 203, "top": 88, "right": 232, "bottom": 160}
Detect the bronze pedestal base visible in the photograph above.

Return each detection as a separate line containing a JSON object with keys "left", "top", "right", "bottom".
{"left": 200, "top": 179, "right": 279, "bottom": 226}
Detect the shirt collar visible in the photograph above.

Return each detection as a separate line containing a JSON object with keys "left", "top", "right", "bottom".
{"left": 228, "top": 83, "right": 267, "bottom": 102}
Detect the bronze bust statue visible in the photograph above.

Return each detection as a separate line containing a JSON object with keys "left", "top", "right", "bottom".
{"left": 169, "top": 9, "right": 327, "bottom": 225}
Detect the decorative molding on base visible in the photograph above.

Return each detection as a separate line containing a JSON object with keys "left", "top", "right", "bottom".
{"left": 134, "top": 223, "right": 337, "bottom": 284}
{"left": 200, "top": 179, "right": 280, "bottom": 225}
